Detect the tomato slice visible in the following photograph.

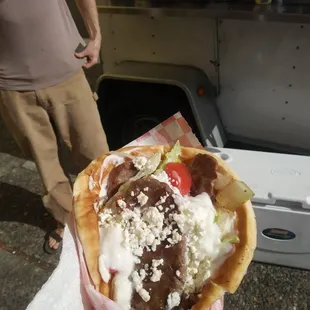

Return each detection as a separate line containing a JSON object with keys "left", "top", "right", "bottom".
{"left": 164, "top": 162, "right": 192, "bottom": 196}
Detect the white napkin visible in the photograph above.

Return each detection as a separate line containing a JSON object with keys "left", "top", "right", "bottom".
{"left": 26, "top": 217, "right": 92, "bottom": 310}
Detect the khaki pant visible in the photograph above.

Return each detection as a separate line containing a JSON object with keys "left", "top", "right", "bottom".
{"left": 0, "top": 70, "right": 109, "bottom": 225}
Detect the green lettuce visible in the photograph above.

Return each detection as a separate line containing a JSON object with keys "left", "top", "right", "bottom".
{"left": 157, "top": 141, "right": 181, "bottom": 171}
{"left": 221, "top": 235, "right": 240, "bottom": 244}
{"left": 213, "top": 214, "right": 220, "bottom": 223}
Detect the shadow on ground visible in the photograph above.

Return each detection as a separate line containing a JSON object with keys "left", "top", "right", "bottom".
{"left": 0, "top": 183, "right": 61, "bottom": 310}
{"left": 0, "top": 182, "right": 56, "bottom": 232}
{"left": 0, "top": 117, "right": 24, "bottom": 159}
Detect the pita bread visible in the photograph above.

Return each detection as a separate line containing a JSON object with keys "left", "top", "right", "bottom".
{"left": 73, "top": 145, "right": 257, "bottom": 309}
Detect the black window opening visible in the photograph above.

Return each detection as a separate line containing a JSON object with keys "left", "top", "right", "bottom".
{"left": 97, "top": 79, "right": 202, "bottom": 151}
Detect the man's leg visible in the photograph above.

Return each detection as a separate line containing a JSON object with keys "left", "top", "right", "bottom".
{"left": 44, "top": 69, "right": 109, "bottom": 170}
{"left": 0, "top": 90, "right": 72, "bottom": 249}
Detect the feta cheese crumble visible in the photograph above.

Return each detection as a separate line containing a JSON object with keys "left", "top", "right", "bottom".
{"left": 131, "top": 270, "right": 151, "bottom": 302}
{"left": 99, "top": 195, "right": 181, "bottom": 302}
{"left": 97, "top": 160, "right": 236, "bottom": 307}
{"left": 117, "top": 199, "right": 127, "bottom": 209}
{"left": 171, "top": 192, "right": 235, "bottom": 293}
{"left": 137, "top": 191, "right": 149, "bottom": 206}
{"left": 133, "top": 156, "right": 148, "bottom": 170}
{"left": 150, "top": 259, "right": 164, "bottom": 282}
{"left": 167, "top": 292, "right": 181, "bottom": 310}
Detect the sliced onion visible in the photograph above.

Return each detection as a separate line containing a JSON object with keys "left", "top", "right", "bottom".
{"left": 215, "top": 180, "right": 254, "bottom": 211}
{"left": 214, "top": 173, "right": 233, "bottom": 190}
{"left": 132, "top": 152, "right": 161, "bottom": 181}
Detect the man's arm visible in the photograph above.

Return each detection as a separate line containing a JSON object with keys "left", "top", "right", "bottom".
{"left": 75, "top": 0, "right": 101, "bottom": 68}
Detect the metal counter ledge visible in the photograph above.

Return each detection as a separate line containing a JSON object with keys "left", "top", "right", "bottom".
{"left": 97, "top": 1, "right": 310, "bottom": 24}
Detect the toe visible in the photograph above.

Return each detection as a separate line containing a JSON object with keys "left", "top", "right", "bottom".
{"left": 46, "top": 227, "right": 63, "bottom": 251}
{"left": 49, "top": 238, "right": 57, "bottom": 248}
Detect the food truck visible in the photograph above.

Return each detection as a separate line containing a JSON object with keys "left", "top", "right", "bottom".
{"left": 93, "top": 0, "right": 310, "bottom": 270}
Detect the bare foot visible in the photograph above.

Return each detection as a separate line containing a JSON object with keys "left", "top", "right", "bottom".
{"left": 48, "top": 227, "right": 64, "bottom": 250}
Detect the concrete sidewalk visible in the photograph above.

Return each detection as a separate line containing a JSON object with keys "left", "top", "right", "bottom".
{"left": 0, "top": 115, "right": 61, "bottom": 309}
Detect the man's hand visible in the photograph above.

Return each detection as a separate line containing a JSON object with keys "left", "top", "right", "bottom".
{"left": 75, "top": 39, "right": 101, "bottom": 69}
{"left": 75, "top": 0, "right": 102, "bottom": 68}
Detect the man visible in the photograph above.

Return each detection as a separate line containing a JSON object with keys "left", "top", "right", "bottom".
{"left": 0, "top": 0, "right": 109, "bottom": 253}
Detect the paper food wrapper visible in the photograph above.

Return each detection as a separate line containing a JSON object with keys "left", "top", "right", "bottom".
{"left": 125, "top": 112, "right": 203, "bottom": 149}
{"left": 27, "top": 112, "right": 224, "bottom": 310}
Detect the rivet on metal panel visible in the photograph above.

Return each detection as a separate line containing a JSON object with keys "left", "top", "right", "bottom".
{"left": 285, "top": 101, "right": 288, "bottom": 104}
{"left": 111, "top": 31, "right": 115, "bottom": 35}
{"left": 152, "top": 52, "right": 156, "bottom": 55}
{"left": 197, "top": 88, "right": 205, "bottom": 96}
{"left": 282, "top": 117, "right": 286, "bottom": 120}
{"left": 151, "top": 34, "right": 155, "bottom": 38}
{"left": 289, "top": 84, "right": 292, "bottom": 87}
{"left": 114, "top": 48, "right": 116, "bottom": 51}
{"left": 151, "top": 16, "right": 154, "bottom": 20}
{"left": 293, "top": 66, "right": 296, "bottom": 69}
{"left": 300, "top": 25, "right": 304, "bottom": 29}
{"left": 296, "top": 46, "right": 300, "bottom": 50}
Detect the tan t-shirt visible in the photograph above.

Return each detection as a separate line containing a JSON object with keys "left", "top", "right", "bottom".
{"left": 0, "top": 0, "right": 85, "bottom": 90}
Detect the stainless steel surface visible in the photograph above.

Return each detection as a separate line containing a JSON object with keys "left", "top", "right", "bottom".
{"left": 99, "top": 13, "right": 219, "bottom": 86}
{"left": 98, "top": 9, "right": 310, "bottom": 153}
{"left": 217, "top": 19, "right": 310, "bottom": 153}
{"left": 97, "top": 2, "right": 310, "bottom": 24}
